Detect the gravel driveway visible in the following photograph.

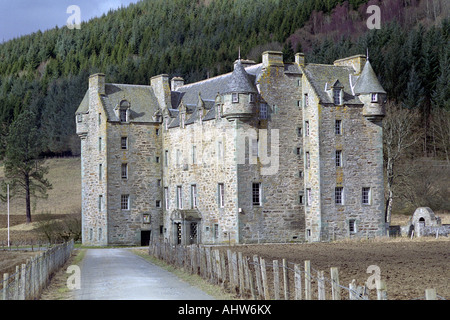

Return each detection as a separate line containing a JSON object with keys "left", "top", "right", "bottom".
{"left": 75, "top": 248, "right": 214, "bottom": 300}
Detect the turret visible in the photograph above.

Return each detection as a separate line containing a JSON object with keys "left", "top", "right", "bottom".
{"left": 353, "top": 60, "right": 386, "bottom": 122}
{"left": 222, "top": 60, "right": 258, "bottom": 121}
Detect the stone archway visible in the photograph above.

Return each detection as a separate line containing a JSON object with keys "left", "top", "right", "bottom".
{"left": 170, "top": 209, "right": 202, "bottom": 245}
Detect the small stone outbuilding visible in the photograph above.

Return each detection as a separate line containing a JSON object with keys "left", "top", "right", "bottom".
{"left": 401, "top": 207, "right": 449, "bottom": 237}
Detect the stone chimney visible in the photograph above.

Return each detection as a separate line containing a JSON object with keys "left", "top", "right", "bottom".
{"left": 295, "top": 53, "right": 305, "bottom": 67}
{"left": 262, "top": 51, "right": 284, "bottom": 68}
{"left": 171, "top": 77, "right": 184, "bottom": 91}
{"left": 89, "top": 73, "right": 106, "bottom": 95}
{"left": 151, "top": 74, "right": 171, "bottom": 110}
{"left": 334, "top": 54, "right": 367, "bottom": 75}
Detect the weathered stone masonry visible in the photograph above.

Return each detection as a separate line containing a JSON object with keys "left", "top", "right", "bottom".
{"left": 76, "top": 51, "right": 387, "bottom": 246}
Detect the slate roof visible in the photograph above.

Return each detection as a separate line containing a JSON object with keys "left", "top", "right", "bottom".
{"left": 76, "top": 83, "right": 160, "bottom": 123}
{"left": 353, "top": 60, "right": 386, "bottom": 95}
{"left": 302, "top": 64, "right": 363, "bottom": 105}
{"left": 224, "top": 60, "right": 258, "bottom": 94}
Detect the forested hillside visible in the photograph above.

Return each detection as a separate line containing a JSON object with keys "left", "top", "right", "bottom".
{"left": 0, "top": 0, "right": 448, "bottom": 159}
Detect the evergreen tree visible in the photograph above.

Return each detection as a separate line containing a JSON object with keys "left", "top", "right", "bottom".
{"left": 1, "top": 109, "right": 52, "bottom": 223}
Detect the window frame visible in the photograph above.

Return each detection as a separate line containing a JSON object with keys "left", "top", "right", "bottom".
{"left": 335, "top": 187, "right": 344, "bottom": 205}
{"left": 218, "top": 183, "right": 225, "bottom": 208}
{"left": 362, "top": 187, "right": 371, "bottom": 205}
{"left": 252, "top": 182, "right": 262, "bottom": 206}
{"left": 121, "top": 194, "right": 130, "bottom": 210}
{"left": 121, "top": 137, "right": 128, "bottom": 150}
{"left": 121, "top": 163, "right": 128, "bottom": 180}
{"left": 335, "top": 150, "right": 342, "bottom": 167}
{"left": 335, "top": 120, "right": 342, "bottom": 135}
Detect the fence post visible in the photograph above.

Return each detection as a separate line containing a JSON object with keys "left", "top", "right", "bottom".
{"left": 376, "top": 280, "right": 387, "bottom": 300}
{"left": 245, "top": 257, "right": 256, "bottom": 300}
{"left": 318, "top": 271, "right": 325, "bottom": 300}
{"left": 253, "top": 255, "right": 263, "bottom": 299}
{"left": 220, "top": 250, "right": 226, "bottom": 286}
{"left": 13, "top": 266, "right": 19, "bottom": 300}
{"left": 294, "top": 264, "right": 302, "bottom": 300}
{"left": 349, "top": 279, "right": 357, "bottom": 300}
{"left": 260, "top": 258, "right": 270, "bottom": 300}
{"left": 227, "top": 250, "right": 233, "bottom": 290}
{"left": 237, "top": 252, "right": 245, "bottom": 295}
{"left": 304, "top": 260, "right": 311, "bottom": 300}
{"left": 215, "top": 250, "right": 222, "bottom": 285}
{"left": 232, "top": 252, "right": 239, "bottom": 295}
{"left": 20, "top": 263, "right": 26, "bottom": 300}
{"left": 3, "top": 273, "right": 9, "bottom": 300}
{"left": 273, "top": 259, "right": 280, "bottom": 300}
{"left": 425, "top": 288, "right": 436, "bottom": 300}
{"left": 282, "top": 259, "right": 289, "bottom": 300}
{"left": 330, "top": 267, "right": 341, "bottom": 300}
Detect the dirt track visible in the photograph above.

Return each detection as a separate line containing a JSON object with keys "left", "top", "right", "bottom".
{"left": 221, "top": 239, "right": 449, "bottom": 300}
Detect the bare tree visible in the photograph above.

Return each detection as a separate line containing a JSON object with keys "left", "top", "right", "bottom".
{"left": 383, "top": 101, "right": 421, "bottom": 225}
{"left": 431, "top": 108, "right": 450, "bottom": 164}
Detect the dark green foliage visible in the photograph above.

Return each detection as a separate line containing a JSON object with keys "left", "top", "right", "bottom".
{"left": 1, "top": 109, "right": 53, "bottom": 222}
{"left": 0, "top": 0, "right": 447, "bottom": 158}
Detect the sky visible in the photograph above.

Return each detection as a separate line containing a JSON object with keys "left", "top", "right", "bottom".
{"left": 0, "top": 0, "right": 142, "bottom": 43}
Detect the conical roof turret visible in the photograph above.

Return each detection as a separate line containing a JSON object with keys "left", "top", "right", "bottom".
{"left": 225, "top": 60, "right": 257, "bottom": 94}
{"left": 353, "top": 60, "right": 386, "bottom": 95}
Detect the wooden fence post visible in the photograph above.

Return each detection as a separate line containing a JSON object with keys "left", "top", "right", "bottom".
{"left": 294, "top": 264, "right": 302, "bottom": 300}
{"left": 260, "top": 258, "right": 270, "bottom": 300}
{"left": 304, "top": 260, "right": 311, "bottom": 300}
{"left": 376, "top": 279, "right": 387, "bottom": 300}
{"left": 232, "top": 252, "right": 239, "bottom": 294}
{"left": 238, "top": 252, "right": 245, "bottom": 294}
{"left": 425, "top": 288, "right": 436, "bottom": 300}
{"left": 3, "top": 273, "right": 9, "bottom": 300}
{"left": 253, "top": 255, "right": 263, "bottom": 299}
{"left": 273, "top": 260, "right": 280, "bottom": 300}
{"left": 245, "top": 257, "right": 256, "bottom": 300}
{"left": 220, "top": 250, "right": 226, "bottom": 286}
{"left": 227, "top": 250, "right": 233, "bottom": 290}
{"left": 331, "top": 267, "right": 341, "bottom": 300}
{"left": 349, "top": 279, "right": 357, "bottom": 300}
{"left": 282, "top": 259, "right": 289, "bottom": 300}
{"left": 318, "top": 271, "right": 325, "bottom": 300}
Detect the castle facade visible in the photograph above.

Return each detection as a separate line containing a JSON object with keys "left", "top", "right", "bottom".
{"left": 76, "top": 51, "right": 387, "bottom": 246}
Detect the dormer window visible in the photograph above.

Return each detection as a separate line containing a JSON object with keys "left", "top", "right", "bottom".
{"left": 120, "top": 109, "right": 127, "bottom": 122}
{"left": 118, "top": 99, "right": 130, "bottom": 123}
{"left": 371, "top": 93, "right": 378, "bottom": 102}
{"left": 232, "top": 93, "right": 239, "bottom": 103}
{"left": 249, "top": 93, "right": 255, "bottom": 103}
{"left": 333, "top": 88, "right": 342, "bottom": 105}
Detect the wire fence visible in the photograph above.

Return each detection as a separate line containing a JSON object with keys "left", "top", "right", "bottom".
{"left": 0, "top": 239, "right": 74, "bottom": 300}
{"left": 149, "top": 241, "right": 446, "bottom": 301}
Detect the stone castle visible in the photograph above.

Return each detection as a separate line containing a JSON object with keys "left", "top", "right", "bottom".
{"left": 76, "top": 51, "right": 387, "bottom": 246}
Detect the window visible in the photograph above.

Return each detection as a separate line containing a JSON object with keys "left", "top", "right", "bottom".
{"left": 260, "top": 104, "right": 268, "bottom": 119}
{"left": 164, "top": 187, "right": 169, "bottom": 210}
{"left": 306, "top": 152, "right": 310, "bottom": 168}
{"left": 177, "top": 186, "right": 183, "bottom": 209}
{"left": 333, "top": 89, "right": 341, "bottom": 105}
{"left": 98, "top": 195, "right": 103, "bottom": 211}
{"left": 218, "top": 141, "right": 224, "bottom": 160}
{"left": 218, "top": 183, "right": 224, "bottom": 208}
{"left": 305, "top": 121, "right": 310, "bottom": 136}
{"left": 181, "top": 113, "right": 185, "bottom": 128}
{"left": 98, "top": 137, "right": 102, "bottom": 151}
{"left": 155, "top": 156, "right": 160, "bottom": 163}
{"left": 121, "top": 137, "right": 128, "bottom": 150}
{"left": 362, "top": 187, "right": 371, "bottom": 205}
{"left": 306, "top": 188, "right": 312, "bottom": 206}
{"left": 99, "top": 164, "right": 102, "bottom": 181}
{"left": 77, "top": 114, "right": 82, "bottom": 123}
{"left": 121, "top": 163, "right": 128, "bottom": 179}
{"left": 335, "top": 120, "right": 342, "bottom": 135}
{"left": 371, "top": 93, "right": 378, "bottom": 102}
{"left": 296, "top": 147, "right": 301, "bottom": 155}
{"left": 252, "top": 139, "right": 258, "bottom": 157}
{"left": 349, "top": 219, "right": 356, "bottom": 234}
{"left": 176, "top": 149, "right": 181, "bottom": 166}
{"left": 335, "top": 187, "right": 344, "bottom": 205}
{"left": 157, "top": 179, "right": 161, "bottom": 187}
{"left": 299, "top": 170, "right": 303, "bottom": 178}
{"left": 121, "top": 195, "right": 130, "bottom": 210}
{"left": 156, "top": 200, "right": 161, "bottom": 208}
{"left": 213, "top": 224, "right": 219, "bottom": 240}
{"left": 164, "top": 150, "right": 169, "bottom": 167}
{"left": 232, "top": 93, "right": 239, "bottom": 103}
{"left": 299, "top": 194, "right": 304, "bottom": 204}
{"left": 191, "top": 185, "right": 197, "bottom": 208}
{"left": 249, "top": 93, "right": 255, "bottom": 103}
{"left": 156, "top": 128, "right": 160, "bottom": 136}
{"left": 297, "top": 100, "right": 301, "bottom": 107}
{"left": 192, "top": 145, "right": 197, "bottom": 164}
{"left": 335, "top": 150, "right": 342, "bottom": 167}
{"left": 98, "top": 113, "right": 102, "bottom": 125}
{"left": 297, "top": 127, "right": 302, "bottom": 137}
{"left": 304, "top": 94, "right": 309, "bottom": 107}
{"left": 252, "top": 183, "right": 261, "bottom": 206}
{"left": 120, "top": 109, "right": 127, "bottom": 122}
{"left": 98, "top": 228, "right": 102, "bottom": 241}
